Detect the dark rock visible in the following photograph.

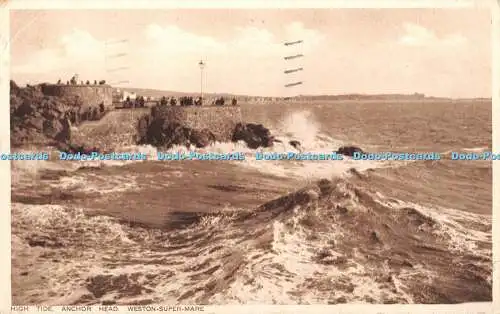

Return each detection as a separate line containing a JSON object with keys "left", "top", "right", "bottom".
{"left": 232, "top": 122, "right": 274, "bottom": 149}
{"left": 58, "top": 142, "right": 100, "bottom": 154}
{"left": 190, "top": 129, "right": 216, "bottom": 148}
{"left": 10, "top": 80, "right": 20, "bottom": 94}
{"left": 336, "top": 145, "right": 365, "bottom": 157}
{"left": 289, "top": 140, "right": 302, "bottom": 150}
{"left": 152, "top": 120, "right": 191, "bottom": 148}
{"left": 336, "top": 296, "right": 348, "bottom": 303}
{"left": 137, "top": 111, "right": 217, "bottom": 149}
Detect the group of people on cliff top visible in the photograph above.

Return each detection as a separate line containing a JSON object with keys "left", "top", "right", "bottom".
{"left": 57, "top": 77, "right": 106, "bottom": 86}
{"left": 158, "top": 96, "right": 238, "bottom": 107}
{"left": 122, "top": 96, "right": 146, "bottom": 108}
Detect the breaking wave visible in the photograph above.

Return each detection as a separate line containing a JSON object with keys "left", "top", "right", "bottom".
{"left": 12, "top": 175, "right": 491, "bottom": 305}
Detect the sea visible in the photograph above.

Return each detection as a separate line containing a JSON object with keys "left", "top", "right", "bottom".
{"left": 11, "top": 100, "right": 492, "bottom": 305}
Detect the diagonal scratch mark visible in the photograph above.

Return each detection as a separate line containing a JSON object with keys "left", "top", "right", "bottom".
{"left": 3, "top": 11, "right": 43, "bottom": 54}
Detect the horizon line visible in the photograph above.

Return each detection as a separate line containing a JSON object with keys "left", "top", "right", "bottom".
{"left": 117, "top": 86, "right": 491, "bottom": 100}
{"left": 10, "top": 80, "right": 491, "bottom": 100}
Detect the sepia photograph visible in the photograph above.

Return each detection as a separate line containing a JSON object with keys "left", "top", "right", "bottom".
{"left": 8, "top": 7, "right": 493, "bottom": 306}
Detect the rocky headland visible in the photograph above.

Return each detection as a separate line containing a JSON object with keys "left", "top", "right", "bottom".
{"left": 10, "top": 81, "right": 108, "bottom": 147}
{"left": 10, "top": 80, "right": 365, "bottom": 155}
{"left": 10, "top": 81, "right": 277, "bottom": 151}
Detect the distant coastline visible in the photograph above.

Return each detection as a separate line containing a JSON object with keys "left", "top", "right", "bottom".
{"left": 119, "top": 87, "right": 491, "bottom": 102}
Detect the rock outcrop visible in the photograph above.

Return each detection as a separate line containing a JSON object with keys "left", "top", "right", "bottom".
{"left": 137, "top": 107, "right": 276, "bottom": 150}
{"left": 136, "top": 115, "right": 217, "bottom": 149}
{"left": 57, "top": 143, "right": 101, "bottom": 154}
{"left": 231, "top": 122, "right": 275, "bottom": 149}
{"left": 289, "top": 140, "right": 302, "bottom": 150}
{"left": 336, "top": 146, "right": 365, "bottom": 157}
{"left": 10, "top": 81, "right": 108, "bottom": 146}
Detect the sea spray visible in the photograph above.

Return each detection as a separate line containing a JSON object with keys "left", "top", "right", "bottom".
{"left": 277, "top": 110, "right": 321, "bottom": 147}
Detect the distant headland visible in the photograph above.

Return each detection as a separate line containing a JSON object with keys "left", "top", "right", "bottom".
{"left": 117, "top": 87, "right": 491, "bottom": 103}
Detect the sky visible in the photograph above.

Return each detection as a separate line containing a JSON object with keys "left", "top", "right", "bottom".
{"left": 9, "top": 9, "right": 491, "bottom": 98}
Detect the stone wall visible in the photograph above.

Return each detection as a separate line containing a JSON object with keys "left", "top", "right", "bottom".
{"left": 41, "top": 84, "right": 113, "bottom": 109}
{"left": 152, "top": 106, "right": 242, "bottom": 141}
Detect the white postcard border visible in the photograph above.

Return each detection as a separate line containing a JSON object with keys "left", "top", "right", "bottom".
{"left": 1, "top": 0, "right": 498, "bottom": 313}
